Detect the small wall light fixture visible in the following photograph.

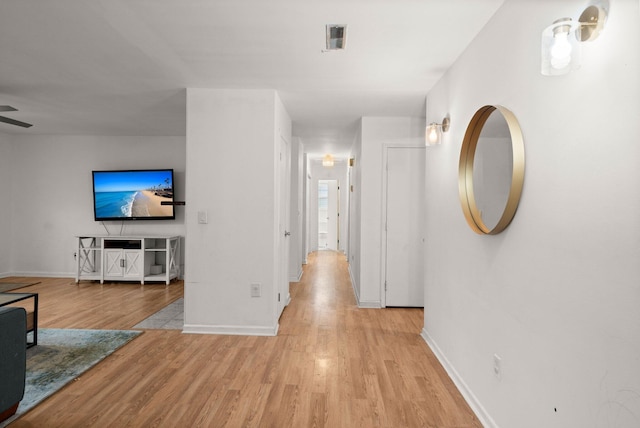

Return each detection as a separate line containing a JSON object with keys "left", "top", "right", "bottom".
{"left": 322, "top": 154, "right": 334, "bottom": 167}
{"left": 541, "top": 2, "right": 608, "bottom": 76}
{"left": 425, "top": 117, "right": 450, "bottom": 146}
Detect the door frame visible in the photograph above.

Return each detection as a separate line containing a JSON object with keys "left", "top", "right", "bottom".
{"left": 317, "top": 179, "right": 339, "bottom": 251}
{"left": 276, "top": 135, "right": 291, "bottom": 319}
{"left": 380, "top": 143, "right": 426, "bottom": 308}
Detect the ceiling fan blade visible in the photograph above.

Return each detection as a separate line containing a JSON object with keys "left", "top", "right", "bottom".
{"left": 0, "top": 106, "right": 18, "bottom": 112}
{"left": 0, "top": 115, "right": 33, "bottom": 128}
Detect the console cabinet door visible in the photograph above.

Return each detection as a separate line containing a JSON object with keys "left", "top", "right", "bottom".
{"left": 105, "top": 249, "right": 124, "bottom": 277}
{"left": 124, "top": 250, "right": 142, "bottom": 278}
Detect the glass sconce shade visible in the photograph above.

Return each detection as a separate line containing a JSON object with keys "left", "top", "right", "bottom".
{"left": 426, "top": 123, "right": 441, "bottom": 146}
{"left": 541, "top": 18, "right": 582, "bottom": 76}
{"left": 425, "top": 117, "right": 450, "bottom": 146}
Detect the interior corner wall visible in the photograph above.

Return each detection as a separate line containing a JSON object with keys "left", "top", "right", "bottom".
{"left": 422, "top": 1, "right": 640, "bottom": 427}
{"left": 0, "top": 132, "right": 13, "bottom": 277}
{"left": 184, "top": 88, "right": 285, "bottom": 336}
{"left": 7, "top": 134, "right": 186, "bottom": 278}
{"left": 353, "top": 116, "right": 426, "bottom": 307}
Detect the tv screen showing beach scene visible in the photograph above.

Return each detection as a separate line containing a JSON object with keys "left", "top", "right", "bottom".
{"left": 92, "top": 169, "right": 175, "bottom": 221}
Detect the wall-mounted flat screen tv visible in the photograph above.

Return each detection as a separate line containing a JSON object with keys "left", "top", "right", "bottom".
{"left": 92, "top": 169, "right": 175, "bottom": 221}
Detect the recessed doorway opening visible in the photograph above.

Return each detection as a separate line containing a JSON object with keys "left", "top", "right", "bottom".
{"left": 318, "top": 179, "right": 339, "bottom": 251}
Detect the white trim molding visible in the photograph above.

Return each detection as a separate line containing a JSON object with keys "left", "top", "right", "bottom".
{"left": 421, "top": 328, "right": 498, "bottom": 428}
{"left": 183, "top": 323, "right": 279, "bottom": 336}
{"left": 349, "top": 264, "right": 358, "bottom": 301}
{"left": 357, "top": 300, "right": 382, "bottom": 309}
{"left": 289, "top": 266, "right": 303, "bottom": 283}
{"left": 11, "top": 271, "right": 74, "bottom": 278}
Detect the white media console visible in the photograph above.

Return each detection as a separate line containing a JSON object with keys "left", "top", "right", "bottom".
{"left": 75, "top": 235, "right": 180, "bottom": 285}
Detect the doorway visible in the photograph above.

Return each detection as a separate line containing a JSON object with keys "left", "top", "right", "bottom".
{"left": 318, "top": 179, "right": 339, "bottom": 251}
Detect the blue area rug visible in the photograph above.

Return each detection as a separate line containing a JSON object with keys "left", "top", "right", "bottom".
{"left": 0, "top": 328, "right": 142, "bottom": 427}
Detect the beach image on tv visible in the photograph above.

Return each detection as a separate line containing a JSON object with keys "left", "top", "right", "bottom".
{"left": 93, "top": 170, "right": 174, "bottom": 219}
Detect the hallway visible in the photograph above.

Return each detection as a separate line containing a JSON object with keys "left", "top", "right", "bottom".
{"left": 12, "top": 251, "right": 480, "bottom": 427}
{"left": 278, "top": 250, "right": 481, "bottom": 427}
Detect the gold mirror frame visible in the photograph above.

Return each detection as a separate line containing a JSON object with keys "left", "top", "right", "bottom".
{"left": 458, "top": 105, "right": 525, "bottom": 235}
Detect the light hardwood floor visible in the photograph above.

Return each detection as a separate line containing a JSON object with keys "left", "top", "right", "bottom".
{"left": 6, "top": 251, "right": 481, "bottom": 427}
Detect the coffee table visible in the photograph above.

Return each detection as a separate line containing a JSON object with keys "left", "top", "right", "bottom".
{"left": 0, "top": 292, "right": 38, "bottom": 348}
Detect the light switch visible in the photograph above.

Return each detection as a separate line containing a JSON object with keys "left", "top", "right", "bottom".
{"left": 197, "top": 211, "right": 208, "bottom": 224}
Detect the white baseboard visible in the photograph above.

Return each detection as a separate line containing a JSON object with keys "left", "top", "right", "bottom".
{"left": 7, "top": 271, "right": 186, "bottom": 281}
{"left": 420, "top": 328, "right": 497, "bottom": 428}
{"left": 289, "top": 267, "right": 303, "bottom": 283}
{"left": 348, "top": 264, "right": 360, "bottom": 301}
{"left": 348, "top": 264, "right": 381, "bottom": 308}
{"left": 11, "top": 271, "right": 74, "bottom": 279}
{"left": 357, "top": 300, "right": 381, "bottom": 308}
{"left": 183, "top": 323, "right": 279, "bottom": 336}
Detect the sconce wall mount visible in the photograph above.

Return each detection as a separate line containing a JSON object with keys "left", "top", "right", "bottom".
{"left": 578, "top": 5, "right": 607, "bottom": 42}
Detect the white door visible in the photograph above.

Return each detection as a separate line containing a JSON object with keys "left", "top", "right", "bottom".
{"left": 277, "top": 136, "right": 291, "bottom": 318}
{"left": 318, "top": 179, "right": 338, "bottom": 250}
{"left": 327, "top": 180, "right": 339, "bottom": 251}
{"left": 384, "top": 147, "right": 425, "bottom": 307}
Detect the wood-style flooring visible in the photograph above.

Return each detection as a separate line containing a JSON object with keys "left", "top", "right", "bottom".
{"left": 6, "top": 251, "right": 481, "bottom": 427}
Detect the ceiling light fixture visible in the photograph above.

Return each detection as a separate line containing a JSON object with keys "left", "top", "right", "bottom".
{"left": 541, "top": 2, "right": 608, "bottom": 76}
{"left": 322, "top": 154, "right": 334, "bottom": 167}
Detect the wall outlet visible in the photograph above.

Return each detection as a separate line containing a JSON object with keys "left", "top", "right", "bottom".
{"left": 493, "top": 354, "right": 502, "bottom": 380}
{"left": 250, "top": 283, "right": 261, "bottom": 298}
{"left": 197, "top": 211, "right": 208, "bottom": 224}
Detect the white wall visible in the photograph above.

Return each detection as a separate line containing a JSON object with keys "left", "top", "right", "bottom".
{"left": 422, "top": 1, "right": 640, "bottom": 427}
{"left": 8, "top": 134, "right": 186, "bottom": 277}
{"left": 0, "top": 132, "right": 13, "bottom": 276}
{"left": 352, "top": 117, "right": 425, "bottom": 307}
{"left": 184, "top": 88, "right": 290, "bottom": 336}
{"left": 307, "top": 159, "right": 349, "bottom": 254}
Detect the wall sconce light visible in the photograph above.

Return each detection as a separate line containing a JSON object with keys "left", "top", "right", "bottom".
{"left": 541, "top": 2, "right": 608, "bottom": 76}
{"left": 425, "top": 117, "right": 450, "bottom": 146}
{"left": 322, "top": 154, "right": 334, "bottom": 167}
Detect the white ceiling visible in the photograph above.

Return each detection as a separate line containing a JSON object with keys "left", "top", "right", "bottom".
{"left": 0, "top": 0, "right": 504, "bottom": 156}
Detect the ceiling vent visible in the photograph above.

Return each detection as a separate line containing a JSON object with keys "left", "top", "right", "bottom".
{"left": 325, "top": 25, "right": 347, "bottom": 51}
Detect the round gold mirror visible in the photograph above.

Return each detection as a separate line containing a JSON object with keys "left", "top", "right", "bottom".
{"left": 458, "top": 105, "right": 525, "bottom": 235}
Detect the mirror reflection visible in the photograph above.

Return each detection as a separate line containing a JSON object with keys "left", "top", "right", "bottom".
{"left": 472, "top": 110, "right": 513, "bottom": 230}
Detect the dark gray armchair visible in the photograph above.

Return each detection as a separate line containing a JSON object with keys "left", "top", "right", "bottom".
{"left": 0, "top": 306, "right": 26, "bottom": 423}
